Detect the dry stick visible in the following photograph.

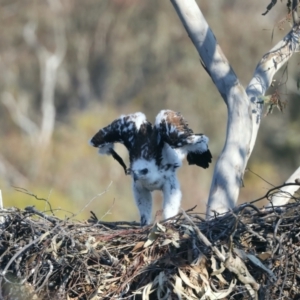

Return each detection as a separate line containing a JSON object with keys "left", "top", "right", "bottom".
{"left": 93, "top": 204, "right": 198, "bottom": 229}
{"left": 94, "top": 220, "right": 141, "bottom": 228}
{"left": 100, "top": 198, "right": 116, "bottom": 220}
{"left": 246, "top": 168, "right": 275, "bottom": 187}
{"left": 25, "top": 206, "right": 57, "bottom": 225}
{"left": 14, "top": 187, "right": 54, "bottom": 215}
{"left": 72, "top": 181, "right": 113, "bottom": 220}
{"left": 268, "top": 166, "right": 300, "bottom": 207}
{"left": 250, "top": 182, "right": 300, "bottom": 205}
{"left": 0, "top": 222, "right": 61, "bottom": 300}
{"left": 279, "top": 256, "right": 290, "bottom": 299}
{"left": 238, "top": 203, "right": 261, "bottom": 214}
{"left": 1, "top": 222, "right": 60, "bottom": 277}
{"left": 181, "top": 209, "right": 225, "bottom": 262}
{"left": 15, "top": 182, "right": 112, "bottom": 224}
{"left": 182, "top": 209, "right": 260, "bottom": 295}
{"left": 35, "top": 260, "right": 54, "bottom": 293}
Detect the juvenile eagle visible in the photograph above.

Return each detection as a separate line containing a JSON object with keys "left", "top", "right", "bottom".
{"left": 90, "top": 110, "right": 212, "bottom": 226}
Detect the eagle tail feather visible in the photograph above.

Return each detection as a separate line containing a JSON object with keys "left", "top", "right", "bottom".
{"left": 187, "top": 149, "right": 212, "bottom": 169}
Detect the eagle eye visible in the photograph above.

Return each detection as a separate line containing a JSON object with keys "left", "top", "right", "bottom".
{"left": 140, "top": 168, "right": 148, "bottom": 175}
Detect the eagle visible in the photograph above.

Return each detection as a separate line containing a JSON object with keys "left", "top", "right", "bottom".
{"left": 90, "top": 110, "right": 212, "bottom": 226}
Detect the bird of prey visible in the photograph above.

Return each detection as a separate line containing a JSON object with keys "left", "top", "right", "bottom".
{"left": 90, "top": 110, "right": 212, "bottom": 226}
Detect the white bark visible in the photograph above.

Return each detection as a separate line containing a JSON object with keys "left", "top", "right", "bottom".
{"left": 171, "top": 0, "right": 252, "bottom": 216}
{"left": 3, "top": 0, "right": 66, "bottom": 154}
{"left": 1, "top": 92, "right": 39, "bottom": 144}
{"left": 267, "top": 167, "right": 300, "bottom": 207}
{"left": 170, "top": 0, "right": 300, "bottom": 217}
{"left": 22, "top": 0, "right": 66, "bottom": 150}
{"left": 247, "top": 29, "right": 300, "bottom": 154}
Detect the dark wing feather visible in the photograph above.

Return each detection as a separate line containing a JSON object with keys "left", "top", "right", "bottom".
{"left": 155, "top": 110, "right": 212, "bottom": 169}
{"left": 90, "top": 112, "right": 150, "bottom": 149}
{"left": 90, "top": 112, "right": 152, "bottom": 171}
{"left": 109, "top": 148, "right": 128, "bottom": 174}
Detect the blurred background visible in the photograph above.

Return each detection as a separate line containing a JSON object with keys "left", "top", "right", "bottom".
{"left": 0, "top": 0, "right": 299, "bottom": 221}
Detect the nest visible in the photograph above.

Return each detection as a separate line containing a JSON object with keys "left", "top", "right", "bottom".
{"left": 1, "top": 200, "right": 300, "bottom": 300}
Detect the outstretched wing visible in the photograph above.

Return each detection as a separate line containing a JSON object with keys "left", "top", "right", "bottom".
{"left": 90, "top": 112, "right": 151, "bottom": 173}
{"left": 155, "top": 110, "right": 212, "bottom": 169}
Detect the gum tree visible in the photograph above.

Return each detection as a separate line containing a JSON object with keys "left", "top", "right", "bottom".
{"left": 170, "top": 0, "right": 300, "bottom": 217}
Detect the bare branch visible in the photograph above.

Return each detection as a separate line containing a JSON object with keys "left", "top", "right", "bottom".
{"left": 15, "top": 187, "right": 54, "bottom": 215}
{"left": 267, "top": 166, "right": 300, "bottom": 206}
{"left": 1, "top": 92, "right": 39, "bottom": 143}
{"left": 246, "top": 25, "right": 300, "bottom": 154}
{"left": 250, "top": 182, "right": 300, "bottom": 205}
{"left": 23, "top": 0, "right": 66, "bottom": 150}
{"left": 39, "top": 0, "right": 66, "bottom": 149}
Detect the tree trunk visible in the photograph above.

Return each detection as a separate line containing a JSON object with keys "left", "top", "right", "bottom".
{"left": 170, "top": 0, "right": 300, "bottom": 217}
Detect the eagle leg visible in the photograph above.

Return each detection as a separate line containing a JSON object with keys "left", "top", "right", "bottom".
{"left": 132, "top": 181, "right": 152, "bottom": 226}
{"left": 162, "top": 175, "right": 182, "bottom": 220}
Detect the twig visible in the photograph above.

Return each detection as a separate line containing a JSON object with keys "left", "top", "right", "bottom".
{"left": 100, "top": 198, "right": 116, "bottom": 220}
{"left": 14, "top": 187, "right": 54, "bottom": 215}
{"left": 72, "top": 181, "right": 113, "bottom": 219}
{"left": 92, "top": 220, "right": 141, "bottom": 229}
{"left": 181, "top": 209, "right": 225, "bottom": 262}
{"left": 24, "top": 206, "right": 58, "bottom": 225}
{"left": 0, "top": 222, "right": 60, "bottom": 291}
{"left": 35, "top": 260, "right": 54, "bottom": 293}
{"left": 247, "top": 168, "right": 275, "bottom": 187}
{"left": 250, "top": 182, "right": 300, "bottom": 204}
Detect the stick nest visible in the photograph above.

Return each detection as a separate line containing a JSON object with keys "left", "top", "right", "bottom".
{"left": 1, "top": 202, "right": 300, "bottom": 300}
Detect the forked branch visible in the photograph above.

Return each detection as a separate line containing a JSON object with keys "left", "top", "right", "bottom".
{"left": 170, "top": 0, "right": 300, "bottom": 216}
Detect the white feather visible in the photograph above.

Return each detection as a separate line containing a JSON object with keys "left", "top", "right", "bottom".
{"left": 132, "top": 181, "right": 152, "bottom": 226}
{"left": 127, "top": 112, "right": 147, "bottom": 131}
{"left": 154, "top": 110, "right": 167, "bottom": 127}
{"left": 162, "top": 175, "right": 182, "bottom": 220}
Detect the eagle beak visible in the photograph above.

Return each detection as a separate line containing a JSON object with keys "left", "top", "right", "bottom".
{"left": 133, "top": 172, "right": 139, "bottom": 182}
{"left": 127, "top": 169, "right": 138, "bottom": 181}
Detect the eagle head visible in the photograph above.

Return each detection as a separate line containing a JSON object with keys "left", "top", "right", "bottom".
{"left": 129, "top": 159, "right": 160, "bottom": 185}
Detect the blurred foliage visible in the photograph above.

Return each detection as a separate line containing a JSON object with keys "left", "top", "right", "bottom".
{"left": 0, "top": 0, "right": 299, "bottom": 221}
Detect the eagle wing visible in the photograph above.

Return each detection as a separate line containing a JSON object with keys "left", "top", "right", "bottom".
{"left": 155, "top": 110, "right": 212, "bottom": 169}
{"left": 90, "top": 112, "right": 152, "bottom": 173}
